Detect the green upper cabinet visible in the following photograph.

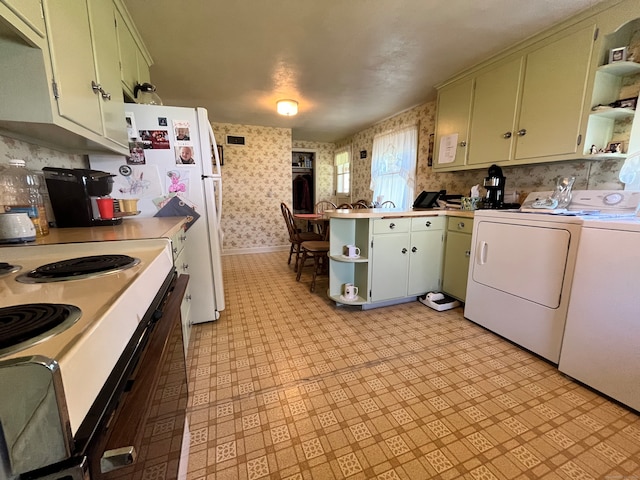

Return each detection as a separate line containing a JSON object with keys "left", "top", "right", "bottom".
{"left": 515, "top": 24, "right": 595, "bottom": 161}
{"left": 88, "top": 0, "right": 128, "bottom": 147}
{"left": 433, "top": 78, "right": 474, "bottom": 170}
{"left": 434, "top": 18, "right": 597, "bottom": 171}
{"left": 42, "top": 0, "right": 127, "bottom": 148}
{"left": 1, "top": 0, "right": 45, "bottom": 41}
{"left": 114, "top": 0, "right": 152, "bottom": 102}
{"left": 44, "top": 0, "right": 103, "bottom": 135}
{"left": 467, "top": 57, "right": 524, "bottom": 166}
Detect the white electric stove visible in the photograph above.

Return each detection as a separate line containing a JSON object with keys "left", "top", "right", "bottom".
{"left": 0, "top": 238, "right": 174, "bottom": 478}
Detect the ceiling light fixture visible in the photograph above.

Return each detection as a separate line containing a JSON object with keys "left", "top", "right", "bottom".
{"left": 276, "top": 99, "right": 298, "bottom": 116}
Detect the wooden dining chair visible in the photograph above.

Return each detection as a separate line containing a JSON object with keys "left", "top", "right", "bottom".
{"left": 296, "top": 240, "right": 330, "bottom": 292}
{"left": 352, "top": 200, "right": 369, "bottom": 209}
{"left": 336, "top": 203, "right": 353, "bottom": 209}
{"left": 314, "top": 200, "right": 336, "bottom": 214}
{"left": 280, "top": 202, "right": 323, "bottom": 271}
{"left": 380, "top": 200, "right": 396, "bottom": 208}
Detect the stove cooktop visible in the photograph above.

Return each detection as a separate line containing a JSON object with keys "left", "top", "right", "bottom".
{"left": 0, "top": 239, "right": 174, "bottom": 434}
{"left": 16, "top": 254, "right": 140, "bottom": 283}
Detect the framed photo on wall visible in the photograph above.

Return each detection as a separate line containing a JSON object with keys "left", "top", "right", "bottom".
{"left": 214, "top": 144, "right": 224, "bottom": 166}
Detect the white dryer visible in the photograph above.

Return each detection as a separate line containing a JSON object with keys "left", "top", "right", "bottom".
{"left": 464, "top": 190, "right": 640, "bottom": 364}
{"left": 464, "top": 210, "right": 582, "bottom": 363}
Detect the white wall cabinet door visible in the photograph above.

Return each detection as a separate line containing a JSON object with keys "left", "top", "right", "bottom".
{"left": 44, "top": 0, "right": 103, "bottom": 135}
{"left": 88, "top": 0, "right": 127, "bottom": 147}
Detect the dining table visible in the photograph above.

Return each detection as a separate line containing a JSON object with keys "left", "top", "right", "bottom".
{"left": 293, "top": 212, "right": 330, "bottom": 240}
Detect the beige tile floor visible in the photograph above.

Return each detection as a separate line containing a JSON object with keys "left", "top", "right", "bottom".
{"left": 184, "top": 252, "right": 640, "bottom": 480}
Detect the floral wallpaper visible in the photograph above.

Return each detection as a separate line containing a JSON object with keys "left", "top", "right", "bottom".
{"left": 0, "top": 134, "right": 87, "bottom": 222}
{"left": 211, "top": 123, "right": 292, "bottom": 254}
{"left": 0, "top": 134, "right": 85, "bottom": 171}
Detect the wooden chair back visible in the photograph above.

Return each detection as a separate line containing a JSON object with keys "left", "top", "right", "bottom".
{"left": 315, "top": 200, "right": 336, "bottom": 214}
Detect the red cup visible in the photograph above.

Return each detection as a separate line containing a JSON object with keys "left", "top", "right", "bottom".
{"left": 96, "top": 197, "right": 114, "bottom": 220}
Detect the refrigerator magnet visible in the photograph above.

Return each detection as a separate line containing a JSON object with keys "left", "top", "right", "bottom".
{"left": 175, "top": 146, "right": 196, "bottom": 165}
{"left": 173, "top": 120, "right": 191, "bottom": 144}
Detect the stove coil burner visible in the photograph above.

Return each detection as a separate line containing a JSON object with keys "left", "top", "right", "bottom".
{"left": 17, "top": 254, "right": 140, "bottom": 283}
{"left": 0, "top": 303, "right": 82, "bottom": 356}
{"left": 0, "top": 262, "right": 21, "bottom": 277}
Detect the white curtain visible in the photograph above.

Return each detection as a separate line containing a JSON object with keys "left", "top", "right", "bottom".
{"left": 370, "top": 125, "right": 418, "bottom": 209}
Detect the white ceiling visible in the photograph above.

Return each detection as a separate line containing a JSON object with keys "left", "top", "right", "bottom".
{"left": 123, "top": 0, "right": 605, "bottom": 143}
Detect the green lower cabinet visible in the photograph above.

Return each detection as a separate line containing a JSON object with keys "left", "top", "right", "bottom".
{"left": 442, "top": 229, "right": 472, "bottom": 302}
{"left": 407, "top": 228, "right": 444, "bottom": 296}
{"left": 370, "top": 232, "right": 410, "bottom": 302}
{"left": 370, "top": 217, "right": 444, "bottom": 302}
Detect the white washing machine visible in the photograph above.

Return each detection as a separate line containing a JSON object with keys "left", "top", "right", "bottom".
{"left": 558, "top": 217, "right": 640, "bottom": 411}
{"left": 464, "top": 190, "right": 640, "bottom": 364}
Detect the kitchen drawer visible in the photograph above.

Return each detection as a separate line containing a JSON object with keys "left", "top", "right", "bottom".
{"left": 411, "top": 216, "right": 445, "bottom": 232}
{"left": 372, "top": 217, "right": 411, "bottom": 234}
{"left": 447, "top": 217, "right": 473, "bottom": 234}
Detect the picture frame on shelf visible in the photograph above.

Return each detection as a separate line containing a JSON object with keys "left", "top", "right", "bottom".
{"left": 607, "top": 141, "right": 623, "bottom": 154}
{"left": 609, "top": 46, "right": 628, "bottom": 63}
{"left": 618, "top": 97, "right": 637, "bottom": 110}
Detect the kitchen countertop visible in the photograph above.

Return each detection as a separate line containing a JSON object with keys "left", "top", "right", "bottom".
{"left": 33, "top": 217, "right": 188, "bottom": 245}
{"left": 325, "top": 208, "right": 475, "bottom": 219}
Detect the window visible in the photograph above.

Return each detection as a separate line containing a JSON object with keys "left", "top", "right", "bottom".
{"left": 335, "top": 147, "right": 350, "bottom": 195}
{"left": 370, "top": 125, "right": 417, "bottom": 209}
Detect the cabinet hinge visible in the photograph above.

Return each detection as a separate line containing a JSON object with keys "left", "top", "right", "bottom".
{"left": 371, "top": 239, "right": 374, "bottom": 248}
{"left": 577, "top": 134, "right": 582, "bottom": 146}
{"left": 51, "top": 81, "right": 60, "bottom": 99}
{"left": 594, "top": 28, "right": 599, "bottom": 41}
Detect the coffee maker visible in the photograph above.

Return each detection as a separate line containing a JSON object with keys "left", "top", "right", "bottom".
{"left": 43, "top": 167, "right": 122, "bottom": 227}
{"left": 483, "top": 164, "right": 506, "bottom": 209}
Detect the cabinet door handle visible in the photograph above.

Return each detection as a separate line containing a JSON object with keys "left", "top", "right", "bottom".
{"left": 458, "top": 222, "right": 465, "bottom": 229}
{"left": 411, "top": 246, "right": 417, "bottom": 253}
{"left": 401, "top": 248, "right": 407, "bottom": 254}
{"left": 389, "top": 223, "right": 396, "bottom": 229}
{"left": 425, "top": 221, "right": 431, "bottom": 227}
{"left": 91, "top": 80, "right": 111, "bottom": 100}
{"left": 182, "top": 263, "right": 189, "bottom": 270}
{"left": 465, "top": 250, "right": 471, "bottom": 257}
{"left": 459, "top": 141, "right": 467, "bottom": 147}
{"left": 503, "top": 131, "right": 512, "bottom": 139}
{"left": 517, "top": 128, "right": 527, "bottom": 136}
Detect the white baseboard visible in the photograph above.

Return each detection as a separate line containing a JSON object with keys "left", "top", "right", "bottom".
{"left": 222, "top": 245, "right": 290, "bottom": 256}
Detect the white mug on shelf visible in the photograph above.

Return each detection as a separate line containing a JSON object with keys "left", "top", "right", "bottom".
{"left": 344, "top": 283, "right": 359, "bottom": 300}
{"left": 345, "top": 244, "right": 361, "bottom": 258}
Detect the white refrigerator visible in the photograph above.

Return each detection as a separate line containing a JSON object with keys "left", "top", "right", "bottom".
{"left": 90, "top": 104, "right": 224, "bottom": 323}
